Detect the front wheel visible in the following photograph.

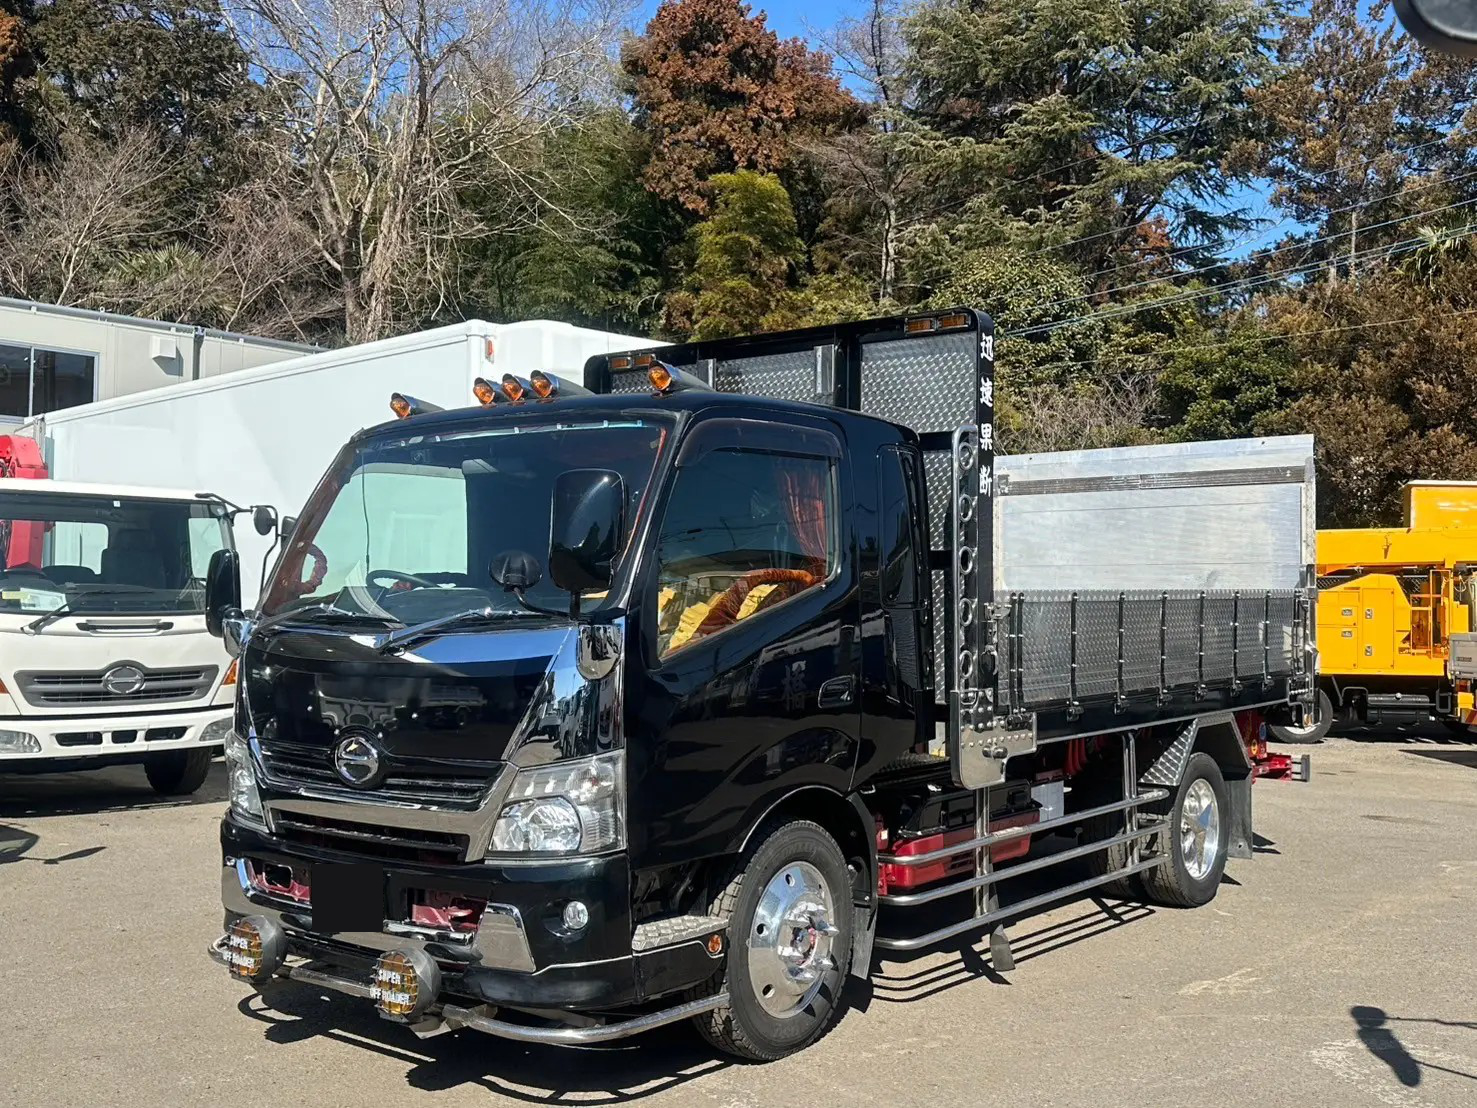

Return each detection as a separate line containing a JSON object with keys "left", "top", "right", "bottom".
{"left": 144, "top": 748, "right": 213, "bottom": 795}
{"left": 1140, "top": 752, "right": 1229, "bottom": 908}
{"left": 691, "top": 820, "right": 853, "bottom": 1061}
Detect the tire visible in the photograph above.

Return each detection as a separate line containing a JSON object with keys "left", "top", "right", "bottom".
{"left": 1083, "top": 810, "right": 1146, "bottom": 900}
{"left": 1268, "top": 689, "right": 1334, "bottom": 745}
{"left": 690, "top": 820, "right": 854, "bottom": 1061}
{"left": 144, "top": 748, "right": 214, "bottom": 795}
{"left": 1139, "top": 753, "right": 1229, "bottom": 909}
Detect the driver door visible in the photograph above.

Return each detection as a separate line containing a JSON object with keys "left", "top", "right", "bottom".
{"left": 627, "top": 415, "right": 862, "bottom": 867}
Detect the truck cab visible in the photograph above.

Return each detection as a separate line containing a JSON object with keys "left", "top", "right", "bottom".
{"left": 0, "top": 477, "right": 241, "bottom": 793}
{"left": 209, "top": 312, "right": 1313, "bottom": 1060}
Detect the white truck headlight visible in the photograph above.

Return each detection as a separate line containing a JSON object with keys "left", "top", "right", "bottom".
{"left": 224, "top": 730, "right": 265, "bottom": 824}
{"left": 201, "top": 718, "right": 233, "bottom": 745}
{"left": 0, "top": 728, "right": 41, "bottom": 754}
{"left": 490, "top": 751, "right": 624, "bottom": 856}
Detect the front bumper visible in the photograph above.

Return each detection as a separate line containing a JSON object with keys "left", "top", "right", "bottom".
{"left": 0, "top": 705, "right": 230, "bottom": 762}
{"left": 206, "top": 932, "right": 728, "bottom": 1045}
{"left": 219, "top": 816, "right": 725, "bottom": 1015}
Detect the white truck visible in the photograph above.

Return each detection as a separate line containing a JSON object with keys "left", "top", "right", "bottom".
{"left": 0, "top": 473, "right": 239, "bottom": 793}
{"left": 20, "top": 319, "right": 649, "bottom": 606}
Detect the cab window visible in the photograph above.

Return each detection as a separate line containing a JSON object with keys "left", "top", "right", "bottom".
{"left": 654, "top": 446, "right": 836, "bottom": 657}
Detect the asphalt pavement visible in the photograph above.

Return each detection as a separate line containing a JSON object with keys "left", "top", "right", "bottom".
{"left": 2, "top": 729, "right": 1475, "bottom": 1108}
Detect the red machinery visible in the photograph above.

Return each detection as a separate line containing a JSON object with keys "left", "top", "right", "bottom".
{"left": 0, "top": 434, "right": 51, "bottom": 567}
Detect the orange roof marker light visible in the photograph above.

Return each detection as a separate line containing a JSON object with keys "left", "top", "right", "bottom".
{"left": 643, "top": 359, "right": 712, "bottom": 395}
{"left": 500, "top": 374, "right": 527, "bottom": 403}
{"left": 530, "top": 370, "right": 556, "bottom": 399}
{"left": 473, "top": 377, "right": 500, "bottom": 407}
{"left": 389, "top": 393, "right": 443, "bottom": 419}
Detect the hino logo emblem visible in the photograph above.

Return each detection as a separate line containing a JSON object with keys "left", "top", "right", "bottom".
{"left": 333, "top": 732, "right": 384, "bottom": 788}
{"left": 101, "top": 665, "right": 146, "bottom": 696}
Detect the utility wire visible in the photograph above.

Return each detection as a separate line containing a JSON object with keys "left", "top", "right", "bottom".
{"left": 1002, "top": 222, "right": 1477, "bottom": 339}
{"left": 1023, "top": 194, "right": 1477, "bottom": 317}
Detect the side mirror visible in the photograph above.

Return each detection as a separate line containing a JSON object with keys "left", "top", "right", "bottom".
{"left": 251, "top": 505, "right": 279, "bottom": 537}
{"left": 205, "top": 548, "right": 243, "bottom": 639}
{"left": 548, "top": 469, "right": 625, "bottom": 597}
{"left": 1394, "top": 0, "right": 1477, "bottom": 56}
{"left": 280, "top": 515, "right": 298, "bottom": 542}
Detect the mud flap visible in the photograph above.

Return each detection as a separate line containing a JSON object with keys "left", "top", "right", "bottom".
{"left": 1226, "top": 774, "right": 1253, "bottom": 860}
{"left": 850, "top": 902, "right": 876, "bottom": 979}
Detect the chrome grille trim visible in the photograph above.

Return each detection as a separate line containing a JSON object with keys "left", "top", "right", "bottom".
{"left": 256, "top": 740, "right": 495, "bottom": 809}
{"left": 15, "top": 664, "right": 218, "bottom": 706}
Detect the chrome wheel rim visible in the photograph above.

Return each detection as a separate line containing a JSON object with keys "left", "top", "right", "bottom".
{"left": 1180, "top": 779, "right": 1221, "bottom": 881}
{"left": 747, "top": 860, "right": 838, "bottom": 1019}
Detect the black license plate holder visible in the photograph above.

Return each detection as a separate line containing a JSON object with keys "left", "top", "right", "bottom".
{"left": 310, "top": 863, "right": 385, "bottom": 934}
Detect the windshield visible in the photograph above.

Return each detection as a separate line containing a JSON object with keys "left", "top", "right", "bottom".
{"left": 259, "top": 418, "right": 670, "bottom": 624}
{"left": 0, "top": 491, "right": 232, "bottom": 618}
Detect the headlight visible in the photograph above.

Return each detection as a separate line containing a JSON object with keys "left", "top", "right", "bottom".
{"left": 201, "top": 718, "right": 233, "bottom": 745}
{"left": 224, "top": 730, "right": 265, "bottom": 825}
{"left": 490, "top": 751, "right": 624, "bottom": 856}
{"left": 0, "top": 728, "right": 41, "bottom": 755}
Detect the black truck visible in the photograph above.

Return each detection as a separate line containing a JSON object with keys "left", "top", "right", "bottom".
{"left": 205, "top": 310, "right": 1315, "bottom": 1061}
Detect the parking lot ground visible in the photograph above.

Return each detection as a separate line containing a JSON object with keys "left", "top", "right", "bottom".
{"left": 3, "top": 732, "right": 1476, "bottom": 1108}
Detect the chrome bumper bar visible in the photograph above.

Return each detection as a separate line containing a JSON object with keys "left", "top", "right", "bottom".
{"left": 208, "top": 936, "right": 727, "bottom": 1045}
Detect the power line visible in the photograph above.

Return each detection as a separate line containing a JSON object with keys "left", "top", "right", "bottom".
{"left": 1002, "top": 222, "right": 1477, "bottom": 339}
{"left": 1023, "top": 194, "right": 1477, "bottom": 317}
{"left": 1009, "top": 145, "right": 1477, "bottom": 296}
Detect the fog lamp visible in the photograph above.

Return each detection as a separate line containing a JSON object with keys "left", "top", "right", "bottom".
{"left": 562, "top": 900, "right": 590, "bottom": 931}
{"left": 224, "top": 914, "right": 286, "bottom": 983}
{"left": 373, "top": 948, "right": 440, "bottom": 1022}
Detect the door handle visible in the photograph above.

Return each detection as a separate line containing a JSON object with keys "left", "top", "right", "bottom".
{"left": 818, "top": 676, "right": 856, "bottom": 708}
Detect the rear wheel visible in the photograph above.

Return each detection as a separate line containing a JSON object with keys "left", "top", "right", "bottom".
{"left": 1268, "top": 689, "right": 1333, "bottom": 745}
{"left": 690, "top": 820, "right": 853, "bottom": 1061}
{"left": 1139, "top": 753, "right": 1229, "bottom": 908}
{"left": 144, "top": 748, "right": 213, "bottom": 795}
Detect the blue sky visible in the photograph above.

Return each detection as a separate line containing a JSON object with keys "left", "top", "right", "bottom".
{"left": 631, "top": 1, "right": 858, "bottom": 42}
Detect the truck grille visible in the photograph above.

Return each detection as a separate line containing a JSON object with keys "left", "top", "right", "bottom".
{"left": 271, "top": 812, "right": 469, "bottom": 864}
{"left": 15, "top": 665, "right": 217, "bottom": 707}
{"left": 256, "top": 740, "right": 497, "bottom": 809}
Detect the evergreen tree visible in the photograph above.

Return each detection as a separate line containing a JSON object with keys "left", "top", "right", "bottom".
{"left": 904, "top": 0, "right": 1276, "bottom": 276}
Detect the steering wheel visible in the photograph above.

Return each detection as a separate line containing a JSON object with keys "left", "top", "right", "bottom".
{"left": 697, "top": 568, "right": 818, "bottom": 637}
{"left": 368, "top": 569, "right": 441, "bottom": 593}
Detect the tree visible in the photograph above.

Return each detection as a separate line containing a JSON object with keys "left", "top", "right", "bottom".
{"left": 673, "top": 170, "right": 804, "bottom": 339}
{"left": 0, "top": 1, "right": 36, "bottom": 151}
{"left": 1252, "top": 0, "right": 1477, "bottom": 276}
{"left": 807, "top": 0, "right": 928, "bottom": 303}
{"left": 623, "top": 0, "right": 855, "bottom": 215}
{"left": 0, "top": 131, "right": 172, "bottom": 306}
{"left": 231, "top": 0, "right": 626, "bottom": 343}
{"left": 456, "top": 112, "right": 680, "bottom": 334}
{"left": 1267, "top": 257, "right": 1477, "bottom": 525}
{"left": 30, "top": 3, "right": 258, "bottom": 144}
{"left": 905, "top": 0, "right": 1276, "bottom": 276}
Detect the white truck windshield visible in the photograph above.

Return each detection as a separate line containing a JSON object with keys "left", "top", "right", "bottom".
{"left": 259, "top": 418, "right": 669, "bottom": 623}
{"left": 0, "top": 491, "right": 232, "bottom": 618}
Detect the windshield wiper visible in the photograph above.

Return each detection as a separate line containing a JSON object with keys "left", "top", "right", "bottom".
{"left": 375, "top": 606, "right": 515, "bottom": 654}
{"left": 24, "top": 589, "right": 154, "bottom": 635}
{"left": 253, "top": 602, "right": 372, "bottom": 634}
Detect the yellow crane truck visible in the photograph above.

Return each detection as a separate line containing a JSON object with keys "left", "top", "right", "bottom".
{"left": 1278, "top": 481, "right": 1477, "bottom": 742}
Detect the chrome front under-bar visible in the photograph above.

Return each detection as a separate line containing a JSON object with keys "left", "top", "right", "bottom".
{"left": 208, "top": 936, "right": 727, "bottom": 1045}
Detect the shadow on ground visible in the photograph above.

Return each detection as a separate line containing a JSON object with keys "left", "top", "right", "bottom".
{"left": 237, "top": 987, "right": 731, "bottom": 1104}
{"left": 0, "top": 760, "right": 227, "bottom": 819}
{"left": 1351, "top": 1005, "right": 1477, "bottom": 1086}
